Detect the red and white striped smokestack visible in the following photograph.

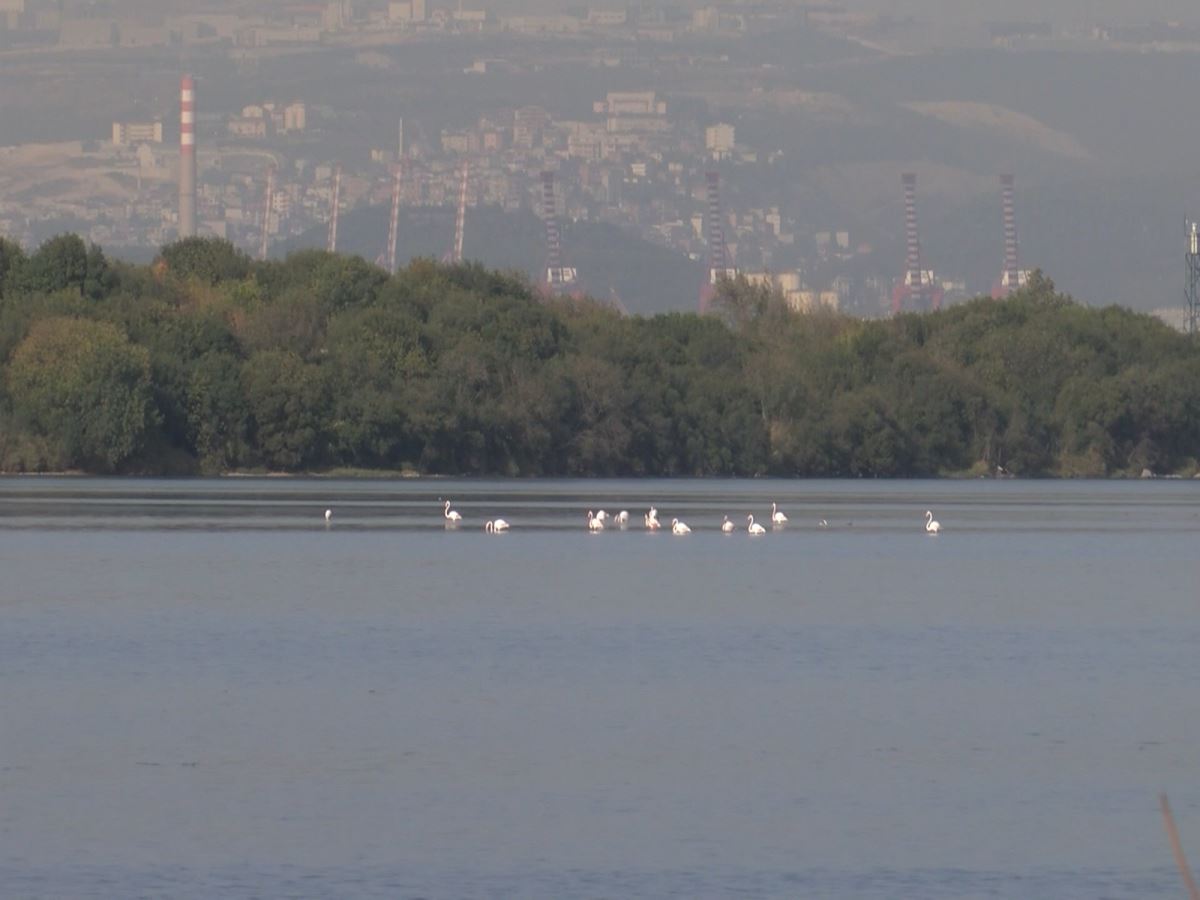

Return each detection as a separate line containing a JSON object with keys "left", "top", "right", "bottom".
{"left": 902, "top": 173, "right": 922, "bottom": 298}
{"left": 179, "top": 74, "right": 197, "bottom": 238}
{"left": 1001, "top": 174, "right": 1019, "bottom": 294}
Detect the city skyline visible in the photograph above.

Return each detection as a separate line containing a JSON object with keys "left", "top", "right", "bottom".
{"left": 3, "top": 0, "right": 1200, "bottom": 321}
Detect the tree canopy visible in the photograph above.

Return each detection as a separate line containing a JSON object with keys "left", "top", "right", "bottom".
{"left": 5, "top": 315, "right": 154, "bottom": 472}
{"left": 0, "top": 235, "right": 1196, "bottom": 477}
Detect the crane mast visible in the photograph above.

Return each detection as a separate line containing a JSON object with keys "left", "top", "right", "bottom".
{"left": 541, "top": 170, "right": 577, "bottom": 291}
{"left": 386, "top": 163, "right": 402, "bottom": 275}
{"left": 259, "top": 165, "right": 275, "bottom": 262}
{"left": 327, "top": 163, "right": 342, "bottom": 254}
{"left": 452, "top": 160, "right": 469, "bottom": 264}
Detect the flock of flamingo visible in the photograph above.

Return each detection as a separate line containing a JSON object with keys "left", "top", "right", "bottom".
{"left": 320, "top": 502, "right": 942, "bottom": 534}
{"left": 338, "top": 500, "right": 946, "bottom": 535}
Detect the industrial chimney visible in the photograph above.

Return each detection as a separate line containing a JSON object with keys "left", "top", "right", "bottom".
{"left": 179, "top": 74, "right": 197, "bottom": 238}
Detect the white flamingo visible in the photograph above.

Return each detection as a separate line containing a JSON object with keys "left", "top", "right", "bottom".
{"left": 671, "top": 518, "right": 691, "bottom": 535}
{"left": 587, "top": 510, "right": 605, "bottom": 532}
{"left": 324, "top": 509, "right": 332, "bottom": 523}
{"left": 484, "top": 519, "right": 509, "bottom": 533}
{"left": 721, "top": 515, "right": 734, "bottom": 533}
{"left": 747, "top": 514, "right": 766, "bottom": 535}
{"left": 595, "top": 510, "right": 608, "bottom": 523}
{"left": 644, "top": 507, "right": 661, "bottom": 530}
{"left": 925, "top": 510, "right": 941, "bottom": 534}
{"left": 615, "top": 510, "right": 630, "bottom": 527}
{"left": 771, "top": 502, "right": 788, "bottom": 525}
{"left": 444, "top": 500, "right": 462, "bottom": 523}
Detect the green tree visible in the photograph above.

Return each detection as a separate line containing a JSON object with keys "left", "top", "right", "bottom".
{"left": 6, "top": 317, "right": 155, "bottom": 471}
{"left": 258, "top": 249, "right": 387, "bottom": 312}
{"left": 186, "top": 352, "right": 251, "bottom": 473}
{"left": 11, "top": 235, "right": 88, "bottom": 297}
{"left": 160, "top": 237, "right": 251, "bottom": 285}
{"left": 0, "top": 237, "right": 25, "bottom": 300}
{"left": 3, "top": 230, "right": 1199, "bottom": 479}
{"left": 121, "top": 308, "right": 243, "bottom": 461}
{"left": 7, "top": 235, "right": 114, "bottom": 300}
{"left": 323, "top": 305, "right": 427, "bottom": 468}
{"left": 237, "top": 286, "right": 328, "bottom": 359}
{"left": 241, "top": 350, "right": 330, "bottom": 470}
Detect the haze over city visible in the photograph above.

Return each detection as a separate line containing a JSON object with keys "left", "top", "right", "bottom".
{"left": 6, "top": 7, "right": 1200, "bottom": 900}
{"left": 3, "top": 0, "right": 1200, "bottom": 319}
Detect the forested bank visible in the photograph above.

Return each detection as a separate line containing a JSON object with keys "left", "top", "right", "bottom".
{"left": 0, "top": 234, "right": 1197, "bottom": 478}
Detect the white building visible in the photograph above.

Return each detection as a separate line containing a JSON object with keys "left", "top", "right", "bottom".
{"left": 596, "top": 91, "right": 666, "bottom": 116}
{"left": 283, "top": 102, "right": 307, "bottom": 132}
{"left": 586, "top": 8, "right": 627, "bottom": 26}
{"left": 388, "top": 0, "right": 426, "bottom": 22}
{"left": 323, "top": 1, "right": 352, "bottom": 31}
{"left": 503, "top": 15, "right": 579, "bottom": 33}
{"left": 0, "top": 0, "right": 24, "bottom": 28}
{"left": 112, "top": 121, "right": 164, "bottom": 146}
{"left": 705, "top": 123, "right": 735, "bottom": 159}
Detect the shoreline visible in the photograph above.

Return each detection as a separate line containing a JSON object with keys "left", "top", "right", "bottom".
{"left": 1, "top": 469, "right": 1197, "bottom": 480}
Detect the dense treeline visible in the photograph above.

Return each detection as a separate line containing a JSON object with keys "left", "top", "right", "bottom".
{"left": 0, "top": 234, "right": 1197, "bottom": 477}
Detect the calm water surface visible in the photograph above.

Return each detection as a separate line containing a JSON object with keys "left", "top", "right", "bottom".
{"left": 2, "top": 478, "right": 1199, "bottom": 898}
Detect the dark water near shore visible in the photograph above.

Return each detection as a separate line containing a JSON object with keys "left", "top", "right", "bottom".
{"left": 2, "top": 478, "right": 1199, "bottom": 898}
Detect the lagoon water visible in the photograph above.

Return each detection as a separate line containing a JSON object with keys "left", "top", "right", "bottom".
{"left": 2, "top": 478, "right": 1199, "bottom": 898}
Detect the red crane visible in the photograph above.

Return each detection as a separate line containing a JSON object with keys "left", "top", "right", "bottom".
{"left": 449, "top": 160, "right": 469, "bottom": 263}
{"left": 699, "top": 171, "right": 737, "bottom": 314}
{"left": 327, "top": 163, "right": 342, "bottom": 254}
{"left": 991, "top": 174, "right": 1030, "bottom": 298}
{"left": 891, "top": 172, "right": 943, "bottom": 313}
{"left": 385, "top": 163, "right": 402, "bottom": 274}
{"left": 541, "top": 170, "right": 577, "bottom": 292}
{"left": 259, "top": 165, "right": 275, "bottom": 262}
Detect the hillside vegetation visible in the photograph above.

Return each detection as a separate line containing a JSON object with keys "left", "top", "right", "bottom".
{"left": 0, "top": 235, "right": 1196, "bottom": 478}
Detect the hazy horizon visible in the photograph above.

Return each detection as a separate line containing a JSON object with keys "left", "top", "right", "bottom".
{"left": 847, "top": 0, "right": 1200, "bottom": 26}
{"left": 3, "top": 0, "right": 1200, "bottom": 316}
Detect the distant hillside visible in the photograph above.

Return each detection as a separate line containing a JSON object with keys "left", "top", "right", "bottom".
{"left": 928, "top": 173, "right": 1198, "bottom": 311}
{"left": 282, "top": 204, "right": 705, "bottom": 316}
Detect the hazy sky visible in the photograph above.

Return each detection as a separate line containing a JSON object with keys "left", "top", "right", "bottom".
{"left": 78, "top": 1, "right": 1200, "bottom": 28}
{"left": 844, "top": 0, "right": 1200, "bottom": 26}
{"left": 494, "top": 0, "right": 1198, "bottom": 25}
